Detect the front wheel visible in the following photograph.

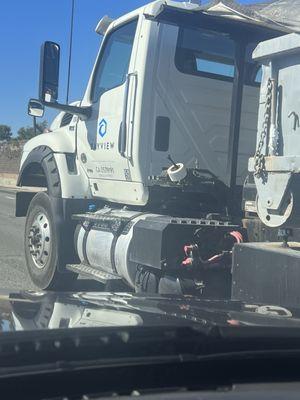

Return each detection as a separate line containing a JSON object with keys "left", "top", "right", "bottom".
{"left": 24, "top": 192, "right": 77, "bottom": 290}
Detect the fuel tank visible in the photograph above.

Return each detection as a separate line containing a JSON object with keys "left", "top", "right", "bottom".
{"left": 74, "top": 207, "right": 236, "bottom": 293}
{"left": 75, "top": 209, "right": 158, "bottom": 288}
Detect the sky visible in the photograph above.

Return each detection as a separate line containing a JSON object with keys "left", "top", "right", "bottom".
{"left": 0, "top": 0, "right": 262, "bottom": 135}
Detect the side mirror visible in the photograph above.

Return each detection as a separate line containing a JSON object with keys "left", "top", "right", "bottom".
{"left": 39, "top": 41, "right": 60, "bottom": 102}
{"left": 28, "top": 99, "right": 45, "bottom": 118}
{"left": 31, "top": 40, "right": 91, "bottom": 119}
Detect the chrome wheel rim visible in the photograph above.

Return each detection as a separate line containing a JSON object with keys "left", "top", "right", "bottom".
{"left": 28, "top": 212, "right": 51, "bottom": 269}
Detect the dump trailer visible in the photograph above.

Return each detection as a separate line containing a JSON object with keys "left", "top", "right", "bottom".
{"left": 233, "top": 32, "right": 300, "bottom": 308}
{"left": 16, "top": 0, "right": 290, "bottom": 294}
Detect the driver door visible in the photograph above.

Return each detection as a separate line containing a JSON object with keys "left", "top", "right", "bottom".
{"left": 76, "top": 19, "right": 138, "bottom": 198}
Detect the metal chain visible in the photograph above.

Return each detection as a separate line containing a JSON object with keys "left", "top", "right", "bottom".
{"left": 253, "top": 78, "right": 273, "bottom": 178}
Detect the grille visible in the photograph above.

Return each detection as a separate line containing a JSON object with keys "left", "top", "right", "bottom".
{"left": 60, "top": 112, "right": 73, "bottom": 127}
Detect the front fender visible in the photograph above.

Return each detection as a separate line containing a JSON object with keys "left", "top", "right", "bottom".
{"left": 17, "top": 146, "right": 62, "bottom": 197}
{"left": 18, "top": 146, "right": 91, "bottom": 200}
{"left": 22, "top": 128, "right": 75, "bottom": 157}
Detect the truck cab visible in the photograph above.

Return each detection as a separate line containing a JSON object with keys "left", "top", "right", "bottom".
{"left": 17, "top": 1, "right": 286, "bottom": 292}
{"left": 20, "top": 1, "right": 282, "bottom": 210}
{"left": 78, "top": 4, "right": 265, "bottom": 207}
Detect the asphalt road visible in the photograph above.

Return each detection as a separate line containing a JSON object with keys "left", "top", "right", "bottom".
{"left": 0, "top": 189, "right": 103, "bottom": 291}
{"left": 0, "top": 188, "right": 33, "bottom": 290}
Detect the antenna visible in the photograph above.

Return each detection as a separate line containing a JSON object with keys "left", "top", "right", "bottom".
{"left": 66, "top": 0, "right": 75, "bottom": 104}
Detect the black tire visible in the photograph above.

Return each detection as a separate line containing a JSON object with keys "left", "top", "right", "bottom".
{"left": 25, "top": 192, "right": 78, "bottom": 290}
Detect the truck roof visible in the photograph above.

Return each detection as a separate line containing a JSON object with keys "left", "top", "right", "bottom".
{"left": 106, "top": 0, "right": 299, "bottom": 36}
{"left": 149, "top": 0, "right": 295, "bottom": 31}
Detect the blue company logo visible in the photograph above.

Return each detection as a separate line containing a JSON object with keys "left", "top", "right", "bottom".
{"left": 98, "top": 118, "right": 107, "bottom": 138}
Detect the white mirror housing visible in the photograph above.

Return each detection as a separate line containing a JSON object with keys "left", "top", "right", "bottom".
{"left": 28, "top": 99, "right": 45, "bottom": 118}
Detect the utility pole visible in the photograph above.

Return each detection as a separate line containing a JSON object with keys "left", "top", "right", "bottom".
{"left": 66, "top": 0, "right": 75, "bottom": 104}
{"left": 33, "top": 116, "right": 37, "bottom": 134}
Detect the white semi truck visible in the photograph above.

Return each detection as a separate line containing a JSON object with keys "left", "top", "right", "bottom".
{"left": 15, "top": 1, "right": 290, "bottom": 294}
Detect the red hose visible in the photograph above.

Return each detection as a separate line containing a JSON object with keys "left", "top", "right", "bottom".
{"left": 182, "top": 230, "right": 243, "bottom": 267}
{"left": 229, "top": 230, "right": 243, "bottom": 243}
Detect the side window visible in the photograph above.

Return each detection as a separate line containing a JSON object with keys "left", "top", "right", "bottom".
{"left": 244, "top": 43, "right": 262, "bottom": 86}
{"left": 175, "top": 27, "right": 235, "bottom": 81}
{"left": 196, "top": 57, "right": 234, "bottom": 78}
{"left": 175, "top": 29, "right": 262, "bottom": 86}
{"left": 91, "top": 19, "right": 138, "bottom": 102}
{"left": 254, "top": 67, "right": 262, "bottom": 84}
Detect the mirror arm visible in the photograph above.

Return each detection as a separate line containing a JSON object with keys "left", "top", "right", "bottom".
{"left": 42, "top": 100, "right": 92, "bottom": 120}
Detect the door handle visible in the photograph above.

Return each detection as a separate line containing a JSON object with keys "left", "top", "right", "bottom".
{"left": 126, "top": 72, "right": 137, "bottom": 161}
{"left": 119, "top": 72, "right": 137, "bottom": 159}
{"left": 119, "top": 121, "right": 126, "bottom": 157}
